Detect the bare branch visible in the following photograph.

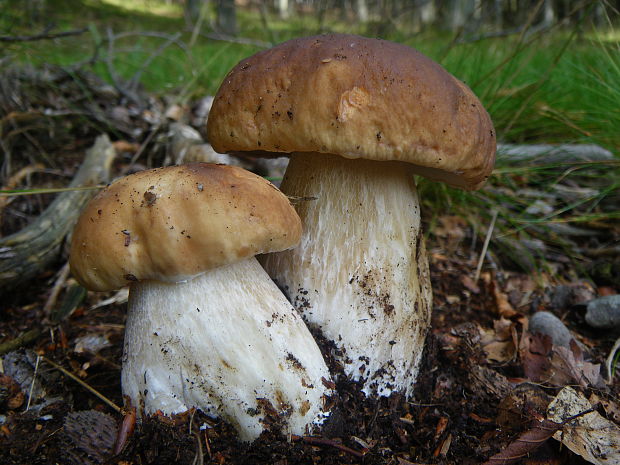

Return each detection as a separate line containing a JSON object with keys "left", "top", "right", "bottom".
{"left": 105, "top": 27, "right": 140, "bottom": 105}
{"left": 0, "top": 27, "right": 87, "bottom": 43}
{"left": 199, "top": 31, "right": 271, "bottom": 48}
{"left": 127, "top": 32, "right": 182, "bottom": 92}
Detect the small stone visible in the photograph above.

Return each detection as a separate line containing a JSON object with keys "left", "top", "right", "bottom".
{"left": 549, "top": 285, "right": 573, "bottom": 310}
{"left": 585, "top": 295, "right": 620, "bottom": 329}
{"left": 529, "top": 311, "right": 574, "bottom": 347}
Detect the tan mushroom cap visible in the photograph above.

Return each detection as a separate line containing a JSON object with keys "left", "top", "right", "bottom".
{"left": 207, "top": 33, "right": 496, "bottom": 190}
{"left": 70, "top": 163, "right": 302, "bottom": 292}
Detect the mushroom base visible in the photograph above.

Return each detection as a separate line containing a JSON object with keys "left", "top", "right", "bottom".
{"left": 122, "top": 257, "right": 332, "bottom": 441}
{"left": 261, "top": 152, "right": 432, "bottom": 398}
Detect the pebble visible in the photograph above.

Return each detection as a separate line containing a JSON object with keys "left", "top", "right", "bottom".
{"left": 585, "top": 295, "right": 620, "bottom": 329}
{"left": 529, "top": 311, "right": 574, "bottom": 347}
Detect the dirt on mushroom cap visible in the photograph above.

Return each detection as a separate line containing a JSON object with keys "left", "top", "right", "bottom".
{"left": 70, "top": 163, "right": 302, "bottom": 291}
{"left": 207, "top": 33, "right": 496, "bottom": 191}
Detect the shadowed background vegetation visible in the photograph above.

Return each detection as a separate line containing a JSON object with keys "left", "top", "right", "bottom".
{"left": 1, "top": 0, "right": 619, "bottom": 275}
{"left": 2, "top": 0, "right": 618, "bottom": 146}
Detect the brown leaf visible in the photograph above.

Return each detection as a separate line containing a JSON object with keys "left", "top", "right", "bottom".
{"left": 469, "top": 412, "right": 494, "bottom": 423}
{"left": 590, "top": 393, "right": 620, "bottom": 423}
{"left": 520, "top": 332, "right": 553, "bottom": 382}
{"left": 521, "top": 333, "right": 603, "bottom": 388}
{"left": 497, "top": 384, "right": 552, "bottom": 432}
{"left": 487, "top": 275, "right": 519, "bottom": 317}
{"left": 434, "top": 416, "right": 449, "bottom": 440}
{"left": 0, "top": 374, "right": 24, "bottom": 410}
{"left": 548, "top": 340, "right": 603, "bottom": 388}
{"left": 481, "top": 318, "right": 518, "bottom": 363}
{"left": 482, "top": 419, "right": 562, "bottom": 465}
{"left": 548, "top": 387, "right": 620, "bottom": 465}
{"left": 597, "top": 286, "right": 617, "bottom": 296}
{"left": 460, "top": 274, "right": 480, "bottom": 294}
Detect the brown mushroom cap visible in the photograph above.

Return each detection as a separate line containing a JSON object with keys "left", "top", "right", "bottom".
{"left": 70, "top": 163, "right": 302, "bottom": 291}
{"left": 207, "top": 33, "right": 496, "bottom": 190}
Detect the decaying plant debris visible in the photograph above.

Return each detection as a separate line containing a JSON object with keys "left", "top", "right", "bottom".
{"left": 0, "top": 65, "right": 619, "bottom": 465}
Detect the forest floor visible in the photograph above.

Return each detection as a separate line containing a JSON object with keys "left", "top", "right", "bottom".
{"left": 0, "top": 64, "right": 619, "bottom": 465}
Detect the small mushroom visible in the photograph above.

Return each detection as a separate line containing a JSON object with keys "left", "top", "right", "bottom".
{"left": 207, "top": 34, "right": 496, "bottom": 397}
{"left": 70, "top": 163, "right": 332, "bottom": 441}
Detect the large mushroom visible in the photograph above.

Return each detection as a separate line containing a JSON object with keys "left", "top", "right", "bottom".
{"left": 69, "top": 163, "right": 332, "bottom": 441}
{"left": 207, "top": 34, "right": 496, "bottom": 397}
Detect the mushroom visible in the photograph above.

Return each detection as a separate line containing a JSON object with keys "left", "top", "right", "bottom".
{"left": 206, "top": 34, "right": 496, "bottom": 397}
{"left": 69, "top": 163, "right": 332, "bottom": 441}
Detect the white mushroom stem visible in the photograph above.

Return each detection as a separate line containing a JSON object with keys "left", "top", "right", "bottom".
{"left": 121, "top": 257, "right": 332, "bottom": 442}
{"left": 261, "top": 152, "right": 432, "bottom": 398}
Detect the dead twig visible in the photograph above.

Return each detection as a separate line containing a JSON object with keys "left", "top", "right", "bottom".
{"left": 41, "top": 355, "right": 121, "bottom": 413}
{"left": 105, "top": 27, "right": 140, "bottom": 104}
{"left": 0, "top": 162, "right": 45, "bottom": 230}
{"left": 0, "top": 134, "right": 115, "bottom": 292}
{"left": 24, "top": 353, "right": 40, "bottom": 412}
{"left": 0, "top": 328, "right": 41, "bottom": 356}
{"left": 291, "top": 435, "right": 366, "bottom": 458}
{"left": 0, "top": 26, "right": 87, "bottom": 42}
{"left": 474, "top": 209, "right": 498, "bottom": 282}
{"left": 198, "top": 31, "right": 271, "bottom": 48}
{"left": 126, "top": 32, "right": 182, "bottom": 93}
{"left": 0, "top": 185, "right": 105, "bottom": 197}
{"left": 123, "top": 122, "right": 162, "bottom": 171}
{"left": 191, "top": 431, "right": 205, "bottom": 465}
{"left": 30, "top": 426, "right": 63, "bottom": 456}
{"left": 113, "top": 30, "right": 189, "bottom": 48}
{"left": 43, "top": 262, "right": 71, "bottom": 319}
{"left": 203, "top": 429, "right": 212, "bottom": 460}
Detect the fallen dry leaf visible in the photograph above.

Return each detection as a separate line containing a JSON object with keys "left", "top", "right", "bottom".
{"left": 434, "top": 416, "right": 449, "bottom": 440}
{"left": 590, "top": 393, "right": 620, "bottom": 424}
{"left": 469, "top": 412, "right": 494, "bottom": 423}
{"left": 520, "top": 333, "right": 603, "bottom": 388}
{"left": 481, "top": 318, "right": 518, "bottom": 363}
{"left": 460, "top": 274, "right": 480, "bottom": 294}
{"left": 483, "top": 272, "right": 519, "bottom": 318}
{"left": 497, "top": 384, "right": 552, "bottom": 431}
{"left": 547, "top": 387, "right": 620, "bottom": 465}
{"left": 0, "top": 374, "right": 25, "bottom": 410}
{"left": 520, "top": 332, "right": 553, "bottom": 382}
{"left": 548, "top": 340, "right": 604, "bottom": 388}
{"left": 482, "top": 418, "right": 562, "bottom": 465}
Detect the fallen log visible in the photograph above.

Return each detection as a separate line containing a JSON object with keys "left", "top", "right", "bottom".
{"left": 0, "top": 134, "right": 115, "bottom": 293}
{"left": 497, "top": 143, "right": 614, "bottom": 164}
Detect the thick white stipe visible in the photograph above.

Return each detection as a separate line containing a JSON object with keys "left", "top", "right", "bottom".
{"left": 122, "top": 257, "right": 332, "bottom": 441}
{"left": 262, "top": 153, "right": 432, "bottom": 397}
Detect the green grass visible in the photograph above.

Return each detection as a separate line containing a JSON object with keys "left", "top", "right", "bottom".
{"left": 1, "top": 0, "right": 263, "bottom": 96}
{"left": 3, "top": 0, "right": 618, "bottom": 149}
{"left": 2, "top": 0, "right": 618, "bottom": 276}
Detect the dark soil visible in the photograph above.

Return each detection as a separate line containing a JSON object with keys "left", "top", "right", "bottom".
{"left": 1, "top": 248, "right": 616, "bottom": 464}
